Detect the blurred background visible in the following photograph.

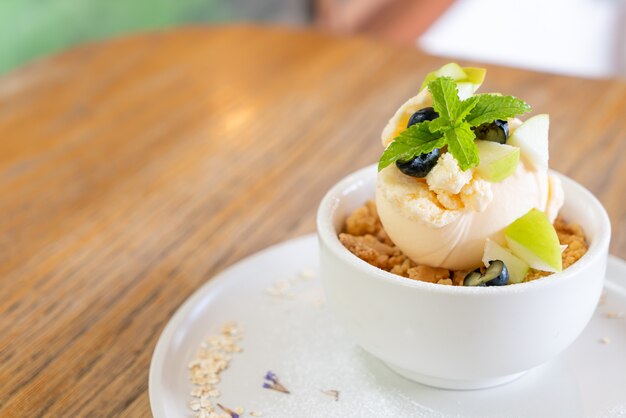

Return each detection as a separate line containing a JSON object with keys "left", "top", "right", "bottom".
{"left": 2, "top": 0, "right": 625, "bottom": 78}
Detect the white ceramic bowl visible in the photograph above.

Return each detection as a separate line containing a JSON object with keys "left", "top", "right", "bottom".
{"left": 317, "top": 164, "right": 611, "bottom": 390}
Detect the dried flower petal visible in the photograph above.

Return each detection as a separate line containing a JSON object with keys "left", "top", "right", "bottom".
{"left": 321, "top": 389, "right": 340, "bottom": 401}
{"left": 217, "top": 403, "right": 240, "bottom": 418}
{"left": 262, "top": 371, "right": 290, "bottom": 394}
{"left": 263, "top": 382, "right": 290, "bottom": 394}
{"left": 264, "top": 371, "right": 278, "bottom": 384}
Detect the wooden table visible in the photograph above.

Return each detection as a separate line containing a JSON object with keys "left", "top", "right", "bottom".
{"left": 0, "top": 25, "right": 624, "bottom": 417}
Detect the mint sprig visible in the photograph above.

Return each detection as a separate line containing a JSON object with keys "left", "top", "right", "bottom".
{"left": 445, "top": 124, "right": 479, "bottom": 169}
{"left": 379, "top": 77, "right": 530, "bottom": 171}
{"left": 377, "top": 121, "right": 445, "bottom": 171}
{"left": 465, "top": 94, "right": 531, "bottom": 127}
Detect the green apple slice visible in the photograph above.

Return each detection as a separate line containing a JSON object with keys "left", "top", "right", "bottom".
{"left": 435, "top": 62, "right": 467, "bottom": 79}
{"left": 421, "top": 63, "right": 466, "bottom": 90}
{"left": 483, "top": 238, "right": 529, "bottom": 284}
{"left": 420, "top": 63, "right": 486, "bottom": 97}
{"left": 463, "top": 67, "right": 487, "bottom": 85}
{"left": 505, "top": 208, "right": 563, "bottom": 273}
{"left": 508, "top": 114, "right": 550, "bottom": 170}
{"left": 456, "top": 68, "right": 487, "bottom": 99}
{"left": 475, "top": 140, "right": 520, "bottom": 182}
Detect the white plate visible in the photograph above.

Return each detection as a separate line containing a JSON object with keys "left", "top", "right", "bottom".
{"left": 149, "top": 235, "right": 626, "bottom": 418}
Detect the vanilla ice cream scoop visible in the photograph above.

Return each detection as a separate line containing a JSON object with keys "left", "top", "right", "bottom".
{"left": 377, "top": 159, "right": 562, "bottom": 270}
{"left": 376, "top": 66, "right": 565, "bottom": 271}
{"left": 377, "top": 88, "right": 565, "bottom": 271}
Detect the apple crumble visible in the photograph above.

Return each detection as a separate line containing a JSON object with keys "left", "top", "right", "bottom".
{"left": 339, "top": 201, "right": 587, "bottom": 285}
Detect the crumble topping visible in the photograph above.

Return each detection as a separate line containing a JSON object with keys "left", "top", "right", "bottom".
{"left": 339, "top": 201, "right": 588, "bottom": 285}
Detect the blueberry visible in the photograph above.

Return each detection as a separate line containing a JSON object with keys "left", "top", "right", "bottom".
{"left": 472, "top": 119, "right": 508, "bottom": 144}
{"left": 463, "top": 260, "right": 509, "bottom": 287}
{"left": 463, "top": 269, "right": 485, "bottom": 287}
{"left": 396, "top": 148, "right": 441, "bottom": 178}
{"left": 407, "top": 107, "right": 439, "bottom": 127}
{"left": 395, "top": 107, "right": 441, "bottom": 178}
{"left": 483, "top": 260, "right": 509, "bottom": 286}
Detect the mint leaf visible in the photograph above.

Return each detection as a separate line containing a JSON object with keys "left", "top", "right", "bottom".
{"left": 427, "top": 77, "right": 459, "bottom": 123}
{"left": 378, "top": 122, "right": 445, "bottom": 171}
{"left": 466, "top": 94, "right": 531, "bottom": 126}
{"left": 444, "top": 123, "right": 479, "bottom": 170}
{"left": 427, "top": 117, "right": 448, "bottom": 133}
{"left": 381, "top": 72, "right": 531, "bottom": 173}
{"left": 428, "top": 78, "right": 478, "bottom": 126}
{"left": 455, "top": 96, "right": 479, "bottom": 123}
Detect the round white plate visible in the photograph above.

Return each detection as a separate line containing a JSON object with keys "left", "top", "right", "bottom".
{"left": 149, "top": 235, "right": 626, "bottom": 418}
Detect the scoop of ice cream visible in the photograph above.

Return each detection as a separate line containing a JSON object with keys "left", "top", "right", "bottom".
{"left": 377, "top": 72, "right": 564, "bottom": 271}
{"left": 381, "top": 89, "right": 433, "bottom": 148}
{"left": 545, "top": 174, "right": 564, "bottom": 221}
{"left": 376, "top": 159, "right": 562, "bottom": 270}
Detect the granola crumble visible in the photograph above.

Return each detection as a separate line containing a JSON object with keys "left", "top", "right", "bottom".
{"left": 340, "top": 201, "right": 588, "bottom": 285}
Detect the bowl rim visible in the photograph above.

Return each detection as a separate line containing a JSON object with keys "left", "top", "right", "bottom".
{"left": 317, "top": 163, "right": 611, "bottom": 295}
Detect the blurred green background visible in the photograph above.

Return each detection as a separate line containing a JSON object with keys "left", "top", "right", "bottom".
{"left": 0, "top": 0, "right": 311, "bottom": 75}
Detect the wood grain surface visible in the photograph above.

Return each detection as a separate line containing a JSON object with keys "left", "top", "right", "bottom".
{"left": 0, "top": 25, "right": 625, "bottom": 417}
